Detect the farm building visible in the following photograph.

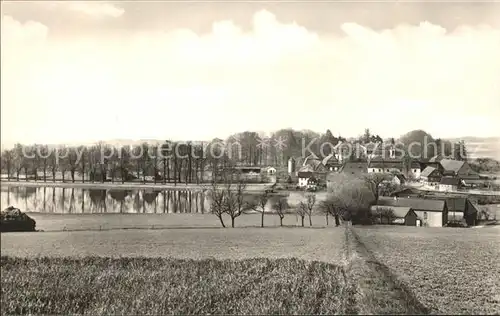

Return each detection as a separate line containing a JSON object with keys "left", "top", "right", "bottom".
{"left": 298, "top": 171, "right": 314, "bottom": 188}
{"left": 439, "top": 177, "right": 460, "bottom": 192}
{"left": 392, "top": 174, "right": 406, "bottom": 186}
{"left": 367, "top": 159, "right": 404, "bottom": 174}
{"left": 408, "top": 161, "right": 422, "bottom": 179}
{"left": 306, "top": 177, "right": 319, "bottom": 191}
{"left": 322, "top": 154, "right": 342, "bottom": 172}
{"left": 420, "top": 166, "right": 442, "bottom": 186}
{"left": 446, "top": 198, "right": 478, "bottom": 226}
{"left": 404, "top": 209, "right": 423, "bottom": 226}
{"left": 390, "top": 187, "right": 422, "bottom": 198}
{"left": 376, "top": 196, "right": 448, "bottom": 227}
{"left": 439, "top": 159, "right": 480, "bottom": 181}
{"left": 233, "top": 166, "right": 262, "bottom": 182}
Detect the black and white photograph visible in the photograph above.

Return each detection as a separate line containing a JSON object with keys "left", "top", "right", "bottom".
{"left": 1, "top": 0, "right": 499, "bottom": 314}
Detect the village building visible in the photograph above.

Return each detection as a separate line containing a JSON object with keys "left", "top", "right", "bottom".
{"left": 306, "top": 177, "right": 319, "bottom": 191}
{"left": 439, "top": 159, "right": 481, "bottom": 182}
{"left": 420, "top": 166, "right": 443, "bottom": 186}
{"left": 322, "top": 154, "right": 343, "bottom": 172}
{"left": 439, "top": 176, "right": 460, "bottom": 192}
{"left": 392, "top": 174, "right": 406, "bottom": 186}
{"left": 375, "top": 196, "right": 448, "bottom": 227}
{"left": 264, "top": 166, "right": 277, "bottom": 175}
{"left": 408, "top": 161, "right": 422, "bottom": 179}
{"left": 233, "top": 166, "right": 262, "bottom": 182}
{"left": 446, "top": 198, "right": 478, "bottom": 226}
{"left": 298, "top": 171, "right": 314, "bottom": 188}
{"left": 367, "top": 159, "right": 404, "bottom": 174}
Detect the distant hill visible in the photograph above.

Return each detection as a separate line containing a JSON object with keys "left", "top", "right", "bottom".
{"left": 445, "top": 137, "right": 500, "bottom": 160}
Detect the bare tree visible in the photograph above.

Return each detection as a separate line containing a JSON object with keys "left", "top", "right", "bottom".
{"left": 205, "top": 181, "right": 227, "bottom": 227}
{"left": 272, "top": 197, "right": 289, "bottom": 226}
{"left": 248, "top": 191, "right": 270, "bottom": 228}
{"left": 363, "top": 173, "right": 386, "bottom": 204}
{"left": 224, "top": 181, "right": 248, "bottom": 227}
{"left": 318, "top": 197, "right": 343, "bottom": 227}
{"left": 297, "top": 202, "right": 307, "bottom": 227}
{"left": 302, "top": 193, "right": 316, "bottom": 226}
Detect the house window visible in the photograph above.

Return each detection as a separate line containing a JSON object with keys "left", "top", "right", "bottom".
{"left": 378, "top": 169, "right": 382, "bottom": 172}
{"left": 386, "top": 169, "right": 390, "bottom": 172}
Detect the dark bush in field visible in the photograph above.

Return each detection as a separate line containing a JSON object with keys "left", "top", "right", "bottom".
{"left": 0, "top": 207, "right": 36, "bottom": 232}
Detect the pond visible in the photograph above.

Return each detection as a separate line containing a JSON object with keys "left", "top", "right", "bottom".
{"left": 0, "top": 185, "right": 311, "bottom": 214}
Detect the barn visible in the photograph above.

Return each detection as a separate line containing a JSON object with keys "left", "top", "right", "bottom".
{"left": 376, "top": 197, "right": 448, "bottom": 227}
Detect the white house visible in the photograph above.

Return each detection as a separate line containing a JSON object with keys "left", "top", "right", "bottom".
{"left": 265, "top": 166, "right": 277, "bottom": 175}
{"left": 367, "top": 159, "right": 404, "bottom": 174}
{"left": 439, "top": 177, "right": 460, "bottom": 192}
{"left": 298, "top": 171, "right": 314, "bottom": 188}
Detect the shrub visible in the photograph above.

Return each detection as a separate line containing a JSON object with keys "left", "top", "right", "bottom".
{"left": 0, "top": 207, "right": 36, "bottom": 232}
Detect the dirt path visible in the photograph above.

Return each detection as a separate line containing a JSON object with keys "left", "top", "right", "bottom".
{"left": 343, "top": 227, "right": 430, "bottom": 315}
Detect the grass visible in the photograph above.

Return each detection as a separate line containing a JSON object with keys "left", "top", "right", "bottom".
{"left": 353, "top": 226, "right": 500, "bottom": 315}
{"left": 3, "top": 225, "right": 499, "bottom": 314}
{"left": 0, "top": 256, "right": 350, "bottom": 315}
{"left": 21, "top": 213, "right": 334, "bottom": 232}
{"left": 0, "top": 228, "right": 347, "bottom": 263}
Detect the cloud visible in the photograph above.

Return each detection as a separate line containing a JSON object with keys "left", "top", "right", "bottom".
{"left": 52, "top": 1, "right": 125, "bottom": 18}
{"left": 1, "top": 10, "right": 500, "bottom": 147}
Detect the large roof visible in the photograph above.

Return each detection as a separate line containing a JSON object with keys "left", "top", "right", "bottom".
{"left": 440, "top": 159, "right": 465, "bottom": 173}
{"left": 322, "top": 154, "right": 341, "bottom": 166}
{"left": 440, "top": 177, "right": 460, "bottom": 185}
{"left": 371, "top": 205, "right": 412, "bottom": 218}
{"left": 377, "top": 196, "right": 446, "bottom": 211}
{"left": 420, "top": 166, "right": 437, "bottom": 178}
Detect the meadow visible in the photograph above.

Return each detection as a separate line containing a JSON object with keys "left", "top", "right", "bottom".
{"left": 2, "top": 225, "right": 499, "bottom": 314}
{"left": 353, "top": 226, "right": 500, "bottom": 315}
{"left": 22, "top": 213, "right": 332, "bottom": 232}
{"left": 0, "top": 257, "right": 351, "bottom": 315}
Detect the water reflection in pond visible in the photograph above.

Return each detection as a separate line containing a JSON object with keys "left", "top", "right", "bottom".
{"left": 1, "top": 186, "right": 209, "bottom": 214}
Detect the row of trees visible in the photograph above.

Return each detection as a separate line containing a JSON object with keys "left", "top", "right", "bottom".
{"left": 1, "top": 128, "right": 475, "bottom": 183}
{"left": 205, "top": 172, "right": 391, "bottom": 228}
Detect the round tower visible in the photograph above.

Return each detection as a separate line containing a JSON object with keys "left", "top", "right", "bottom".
{"left": 287, "top": 157, "right": 296, "bottom": 174}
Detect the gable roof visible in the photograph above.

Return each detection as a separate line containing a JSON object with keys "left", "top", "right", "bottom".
{"left": 440, "top": 177, "right": 460, "bottom": 185}
{"left": 394, "top": 174, "right": 406, "bottom": 182}
{"left": 390, "top": 187, "right": 421, "bottom": 197}
{"left": 322, "top": 154, "right": 341, "bottom": 166}
{"left": 298, "top": 165, "right": 314, "bottom": 173}
{"left": 298, "top": 171, "right": 314, "bottom": 178}
{"left": 446, "top": 198, "right": 479, "bottom": 215}
{"left": 421, "top": 166, "right": 438, "bottom": 178}
{"left": 378, "top": 196, "right": 446, "bottom": 212}
{"left": 420, "top": 166, "right": 435, "bottom": 177}
{"left": 429, "top": 155, "right": 452, "bottom": 163}
{"left": 371, "top": 205, "right": 411, "bottom": 218}
{"left": 440, "top": 159, "right": 465, "bottom": 173}
{"left": 445, "top": 198, "right": 467, "bottom": 212}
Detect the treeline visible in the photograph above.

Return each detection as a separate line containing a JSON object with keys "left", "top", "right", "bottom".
{"left": 0, "top": 128, "right": 483, "bottom": 183}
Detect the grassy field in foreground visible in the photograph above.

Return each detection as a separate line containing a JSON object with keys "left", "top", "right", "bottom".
{"left": 22, "top": 213, "right": 333, "bottom": 232}
{"left": 0, "top": 228, "right": 346, "bottom": 264}
{"left": 0, "top": 257, "right": 352, "bottom": 315}
{"left": 353, "top": 226, "right": 500, "bottom": 315}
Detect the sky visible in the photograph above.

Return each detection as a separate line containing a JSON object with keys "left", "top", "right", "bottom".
{"left": 1, "top": 1, "right": 500, "bottom": 148}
